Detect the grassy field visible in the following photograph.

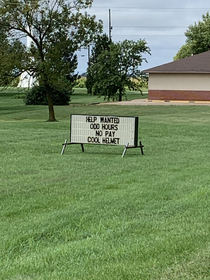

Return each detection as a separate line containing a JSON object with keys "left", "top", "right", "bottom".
{"left": 1, "top": 89, "right": 210, "bottom": 279}
{"left": 70, "top": 88, "right": 148, "bottom": 104}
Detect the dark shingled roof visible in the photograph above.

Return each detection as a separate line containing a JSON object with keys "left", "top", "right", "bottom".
{"left": 143, "top": 50, "right": 210, "bottom": 73}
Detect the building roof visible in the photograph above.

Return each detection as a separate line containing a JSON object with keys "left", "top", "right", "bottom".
{"left": 143, "top": 50, "right": 210, "bottom": 74}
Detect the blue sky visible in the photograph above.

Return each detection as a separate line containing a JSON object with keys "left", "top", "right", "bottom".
{"left": 76, "top": 0, "right": 210, "bottom": 74}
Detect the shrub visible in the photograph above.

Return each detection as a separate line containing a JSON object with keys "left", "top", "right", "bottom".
{"left": 74, "top": 77, "right": 86, "bottom": 88}
{"left": 24, "top": 85, "right": 71, "bottom": 105}
{"left": 12, "top": 94, "right": 25, "bottom": 99}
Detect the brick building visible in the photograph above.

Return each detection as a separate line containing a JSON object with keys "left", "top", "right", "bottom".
{"left": 143, "top": 50, "right": 210, "bottom": 101}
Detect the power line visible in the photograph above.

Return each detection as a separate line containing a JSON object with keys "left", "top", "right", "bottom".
{"left": 91, "top": 7, "right": 210, "bottom": 11}
{"left": 113, "top": 34, "right": 185, "bottom": 37}
{"left": 112, "top": 26, "right": 187, "bottom": 29}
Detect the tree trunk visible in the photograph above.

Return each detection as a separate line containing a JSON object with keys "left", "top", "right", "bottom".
{"left": 119, "top": 89, "right": 122, "bottom": 101}
{"left": 45, "top": 83, "right": 57, "bottom": 122}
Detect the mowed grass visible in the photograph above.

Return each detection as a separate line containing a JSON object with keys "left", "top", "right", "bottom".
{"left": 70, "top": 88, "right": 148, "bottom": 104}
{"left": 0, "top": 89, "right": 210, "bottom": 279}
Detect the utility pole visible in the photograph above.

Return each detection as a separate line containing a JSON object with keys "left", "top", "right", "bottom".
{"left": 109, "top": 9, "right": 112, "bottom": 40}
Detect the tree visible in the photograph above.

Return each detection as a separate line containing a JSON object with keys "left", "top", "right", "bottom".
{"left": 174, "top": 12, "right": 210, "bottom": 60}
{"left": 173, "top": 43, "right": 193, "bottom": 61}
{"left": 0, "top": 23, "right": 28, "bottom": 86}
{"left": 86, "top": 34, "right": 111, "bottom": 95}
{"left": 0, "top": 0, "right": 102, "bottom": 121}
{"left": 87, "top": 39, "right": 150, "bottom": 101}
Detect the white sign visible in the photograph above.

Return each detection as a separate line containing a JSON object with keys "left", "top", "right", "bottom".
{"left": 70, "top": 115, "right": 138, "bottom": 147}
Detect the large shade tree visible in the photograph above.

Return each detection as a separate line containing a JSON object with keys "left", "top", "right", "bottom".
{"left": 87, "top": 39, "right": 150, "bottom": 101}
{"left": 0, "top": 0, "right": 102, "bottom": 121}
{"left": 174, "top": 12, "right": 210, "bottom": 60}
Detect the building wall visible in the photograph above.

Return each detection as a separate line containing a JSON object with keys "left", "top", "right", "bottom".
{"left": 148, "top": 73, "right": 210, "bottom": 100}
{"left": 148, "top": 90, "right": 210, "bottom": 101}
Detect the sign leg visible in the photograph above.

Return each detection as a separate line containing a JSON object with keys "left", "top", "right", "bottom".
{"left": 81, "top": 143, "right": 84, "bottom": 152}
{"left": 61, "top": 139, "right": 68, "bottom": 155}
{"left": 122, "top": 143, "right": 129, "bottom": 158}
{"left": 139, "top": 141, "right": 144, "bottom": 155}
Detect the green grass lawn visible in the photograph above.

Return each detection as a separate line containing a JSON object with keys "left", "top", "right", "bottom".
{"left": 1, "top": 89, "right": 210, "bottom": 279}
{"left": 71, "top": 88, "right": 148, "bottom": 104}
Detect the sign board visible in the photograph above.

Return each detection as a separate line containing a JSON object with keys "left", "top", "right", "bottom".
{"left": 70, "top": 114, "right": 139, "bottom": 147}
